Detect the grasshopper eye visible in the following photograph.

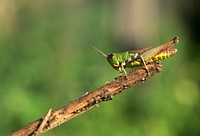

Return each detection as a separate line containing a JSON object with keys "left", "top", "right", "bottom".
{"left": 108, "top": 54, "right": 114, "bottom": 58}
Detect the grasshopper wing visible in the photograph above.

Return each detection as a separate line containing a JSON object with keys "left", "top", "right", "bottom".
{"left": 141, "top": 37, "right": 179, "bottom": 59}
{"left": 128, "top": 46, "right": 151, "bottom": 54}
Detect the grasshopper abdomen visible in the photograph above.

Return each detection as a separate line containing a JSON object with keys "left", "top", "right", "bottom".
{"left": 145, "top": 48, "right": 177, "bottom": 63}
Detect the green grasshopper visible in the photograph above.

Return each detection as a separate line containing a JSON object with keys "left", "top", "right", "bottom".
{"left": 91, "top": 36, "right": 179, "bottom": 76}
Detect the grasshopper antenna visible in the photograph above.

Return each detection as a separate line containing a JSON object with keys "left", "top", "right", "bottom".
{"left": 90, "top": 44, "right": 107, "bottom": 57}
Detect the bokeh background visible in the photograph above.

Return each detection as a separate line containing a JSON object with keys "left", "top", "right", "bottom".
{"left": 1, "top": 0, "right": 200, "bottom": 136}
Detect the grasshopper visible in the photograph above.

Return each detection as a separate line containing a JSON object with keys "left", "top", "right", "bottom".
{"left": 91, "top": 36, "right": 179, "bottom": 76}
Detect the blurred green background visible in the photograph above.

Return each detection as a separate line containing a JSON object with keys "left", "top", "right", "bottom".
{"left": 1, "top": 0, "right": 200, "bottom": 136}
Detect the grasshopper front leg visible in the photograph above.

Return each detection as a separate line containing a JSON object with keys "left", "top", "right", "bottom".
{"left": 118, "top": 62, "right": 127, "bottom": 77}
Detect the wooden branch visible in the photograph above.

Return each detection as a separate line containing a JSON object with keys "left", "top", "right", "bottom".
{"left": 10, "top": 62, "right": 162, "bottom": 136}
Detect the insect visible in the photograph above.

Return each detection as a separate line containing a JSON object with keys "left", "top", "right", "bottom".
{"left": 91, "top": 36, "right": 179, "bottom": 76}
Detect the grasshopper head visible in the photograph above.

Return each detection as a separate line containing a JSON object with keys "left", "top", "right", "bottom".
{"left": 107, "top": 53, "right": 120, "bottom": 71}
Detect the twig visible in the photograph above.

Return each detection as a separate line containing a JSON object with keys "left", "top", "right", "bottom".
{"left": 9, "top": 62, "right": 162, "bottom": 136}
{"left": 32, "top": 109, "right": 53, "bottom": 136}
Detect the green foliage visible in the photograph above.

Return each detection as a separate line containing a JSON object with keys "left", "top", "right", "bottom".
{"left": 0, "top": 1, "right": 199, "bottom": 136}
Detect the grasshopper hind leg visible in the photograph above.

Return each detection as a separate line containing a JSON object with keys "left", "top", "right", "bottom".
{"left": 140, "top": 56, "right": 150, "bottom": 74}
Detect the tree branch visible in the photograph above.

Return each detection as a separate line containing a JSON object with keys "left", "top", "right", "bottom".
{"left": 10, "top": 62, "right": 162, "bottom": 136}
